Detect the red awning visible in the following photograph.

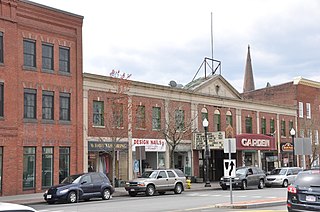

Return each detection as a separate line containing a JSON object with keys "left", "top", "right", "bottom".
{"left": 236, "top": 134, "right": 276, "bottom": 151}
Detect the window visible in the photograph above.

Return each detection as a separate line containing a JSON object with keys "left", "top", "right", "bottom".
{"left": 23, "top": 40, "right": 36, "bottom": 67}
{"left": 315, "top": 130, "right": 319, "bottom": 145}
{"left": 152, "top": 107, "right": 161, "bottom": 130}
{"left": 0, "top": 147, "right": 2, "bottom": 192}
{"left": 136, "top": 105, "right": 145, "bottom": 129}
{"left": 59, "top": 147, "right": 70, "bottom": 183}
{"left": 245, "top": 116, "right": 252, "bottom": 133}
{"left": 0, "top": 83, "right": 3, "bottom": 117}
{"left": 261, "top": 118, "right": 266, "bottom": 135}
{"left": 23, "top": 147, "right": 36, "bottom": 189}
{"left": 298, "top": 102, "right": 303, "bottom": 118}
{"left": 42, "top": 147, "right": 53, "bottom": 187}
{"left": 175, "top": 109, "right": 185, "bottom": 130}
{"left": 0, "top": 32, "right": 3, "bottom": 63}
{"left": 93, "top": 101, "right": 104, "bottom": 126}
{"left": 214, "top": 109, "right": 221, "bottom": 131}
{"left": 226, "top": 111, "right": 232, "bottom": 127}
{"left": 59, "top": 92, "right": 70, "bottom": 121}
{"left": 59, "top": 47, "right": 70, "bottom": 73}
{"left": 42, "top": 44, "right": 54, "bottom": 70}
{"left": 42, "top": 91, "right": 54, "bottom": 120}
{"left": 112, "top": 103, "right": 123, "bottom": 128}
{"left": 289, "top": 121, "right": 293, "bottom": 134}
{"left": 24, "top": 89, "right": 37, "bottom": 119}
{"left": 306, "top": 103, "right": 311, "bottom": 119}
{"left": 281, "top": 120, "right": 286, "bottom": 136}
{"left": 270, "top": 119, "right": 275, "bottom": 134}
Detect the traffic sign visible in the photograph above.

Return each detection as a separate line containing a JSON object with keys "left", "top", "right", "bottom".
{"left": 224, "top": 159, "right": 236, "bottom": 177}
{"left": 224, "top": 138, "right": 236, "bottom": 153}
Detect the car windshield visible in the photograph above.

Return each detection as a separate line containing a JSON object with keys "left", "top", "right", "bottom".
{"left": 140, "top": 171, "right": 155, "bottom": 178}
{"left": 61, "top": 174, "right": 82, "bottom": 184}
{"left": 236, "top": 168, "right": 247, "bottom": 175}
{"left": 270, "top": 169, "right": 287, "bottom": 175}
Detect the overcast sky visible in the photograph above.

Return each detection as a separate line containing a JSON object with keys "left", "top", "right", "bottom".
{"left": 32, "top": 0, "right": 320, "bottom": 92}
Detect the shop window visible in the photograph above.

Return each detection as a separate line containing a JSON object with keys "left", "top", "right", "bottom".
{"left": 245, "top": 116, "right": 252, "bottom": 133}
{"left": 42, "top": 147, "right": 53, "bottom": 187}
{"left": 24, "top": 89, "right": 37, "bottom": 119}
{"left": 136, "top": 105, "right": 146, "bottom": 129}
{"left": 59, "top": 47, "right": 70, "bottom": 73}
{"left": 112, "top": 103, "right": 123, "bottom": 128}
{"left": 214, "top": 109, "right": 221, "bottom": 131}
{"left": 93, "top": 101, "right": 104, "bottom": 126}
{"left": 152, "top": 107, "right": 161, "bottom": 130}
{"left": 175, "top": 109, "right": 185, "bottom": 131}
{"left": 59, "top": 92, "right": 70, "bottom": 121}
{"left": 281, "top": 120, "right": 286, "bottom": 137}
{"left": 23, "top": 147, "right": 36, "bottom": 189}
{"left": 270, "top": 119, "right": 275, "bottom": 134}
{"left": 59, "top": 147, "right": 70, "bottom": 183}
{"left": 23, "top": 40, "right": 36, "bottom": 68}
{"left": 42, "top": 43, "right": 54, "bottom": 71}
{"left": 226, "top": 111, "right": 232, "bottom": 127}
{"left": 261, "top": 118, "right": 266, "bottom": 134}
{"left": 42, "top": 91, "right": 54, "bottom": 120}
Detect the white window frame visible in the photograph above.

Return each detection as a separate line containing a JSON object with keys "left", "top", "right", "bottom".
{"left": 315, "top": 130, "right": 319, "bottom": 145}
{"left": 298, "top": 102, "right": 303, "bottom": 118}
{"left": 306, "top": 103, "right": 311, "bottom": 119}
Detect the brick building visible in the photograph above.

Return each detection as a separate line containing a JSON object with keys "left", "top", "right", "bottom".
{"left": 0, "top": 0, "right": 83, "bottom": 195}
{"left": 83, "top": 72, "right": 296, "bottom": 183}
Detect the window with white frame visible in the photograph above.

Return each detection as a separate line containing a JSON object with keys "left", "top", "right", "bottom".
{"left": 315, "top": 130, "right": 319, "bottom": 145}
{"left": 298, "top": 102, "right": 303, "bottom": 118}
{"left": 306, "top": 103, "right": 311, "bottom": 119}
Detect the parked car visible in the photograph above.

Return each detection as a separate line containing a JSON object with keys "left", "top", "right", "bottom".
{"left": 43, "top": 172, "right": 114, "bottom": 204}
{"left": 265, "top": 167, "right": 302, "bottom": 187}
{"left": 287, "top": 169, "right": 320, "bottom": 211}
{"left": 0, "top": 202, "right": 37, "bottom": 212}
{"left": 219, "top": 166, "right": 266, "bottom": 190}
{"left": 125, "top": 169, "right": 186, "bottom": 197}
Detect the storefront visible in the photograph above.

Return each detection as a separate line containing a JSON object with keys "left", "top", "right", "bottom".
{"left": 280, "top": 142, "right": 294, "bottom": 167}
{"left": 236, "top": 134, "right": 276, "bottom": 171}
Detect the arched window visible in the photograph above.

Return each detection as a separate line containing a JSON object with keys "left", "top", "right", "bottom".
{"left": 201, "top": 108, "right": 208, "bottom": 121}
{"left": 214, "top": 109, "right": 221, "bottom": 131}
{"left": 226, "top": 110, "right": 232, "bottom": 127}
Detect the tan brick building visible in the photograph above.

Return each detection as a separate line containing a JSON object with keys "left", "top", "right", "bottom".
{"left": 0, "top": 0, "right": 83, "bottom": 195}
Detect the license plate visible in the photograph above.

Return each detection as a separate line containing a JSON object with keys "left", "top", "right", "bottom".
{"left": 130, "top": 189, "right": 135, "bottom": 191}
{"left": 306, "top": 195, "right": 316, "bottom": 202}
{"left": 47, "top": 194, "right": 52, "bottom": 199}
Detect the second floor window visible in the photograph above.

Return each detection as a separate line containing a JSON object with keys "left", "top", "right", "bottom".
{"left": 24, "top": 89, "right": 37, "bottom": 119}
{"left": 24, "top": 40, "right": 36, "bottom": 68}
{"left": 42, "top": 91, "right": 54, "bottom": 120}
{"left": 306, "top": 103, "right": 311, "bottom": 119}
{"left": 0, "top": 83, "right": 3, "bottom": 117}
{"left": 245, "top": 116, "right": 252, "bottom": 133}
{"left": 136, "top": 105, "right": 145, "bottom": 129}
{"left": 59, "top": 47, "right": 70, "bottom": 73}
{"left": 152, "top": 107, "right": 161, "bottom": 130}
{"left": 112, "top": 103, "right": 123, "bottom": 128}
{"left": 175, "top": 109, "right": 185, "bottom": 131}
{"left": 261, "top": 118, "right": 266, "bottom": 134}
{"left": 214, "top": 110, "right": 221, "bottom": 131}
{"left": 298, "top": 102, "right": 303, "bottom": 118}
{"left": 0, "top": 32, "right": 3, "bottom": 63}
{"left": 281, "top": 120, "right": 286, "bottom": 136}
{"left": 42, "top": 44, "right": 54, "bottom": 70}
{"left": 59, "top": 93, "right": 70, "bottom": 121}
{"left": 226, "top": 111, "right": 233, "bottom": 127}
{"left": 270, "top": 119, "right": 275, "bottom": 134}
{"left": 93, "top": 101, "right": 104, "bottom": 126}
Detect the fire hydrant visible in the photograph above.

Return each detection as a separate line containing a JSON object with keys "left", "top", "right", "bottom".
{"left": 186, "top": 178, "right": 191, "bottom": 189}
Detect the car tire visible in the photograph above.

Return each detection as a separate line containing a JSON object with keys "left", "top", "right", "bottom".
{"left": 221, "top": 185, "right": 227, "bottom": 190}
{"left": 282, "top": 180, "right": 288, "bottom": 187}
{"left": 258, "top": 179, "right": 264, "bottom": 189}
{"left": 67, "top": 191, "right": 78, "bottom": 203}
{"left": 241, "top": 180, "right": 247, "bottom": 190}
{"left": 146, "top": 185, "right": 155, "bottom": 196}
{"left": 129, "top": 191, "right": 137, "bottom": 197}
{"left": 102, "top": 188, "right": 111, "bottom": 200}
{"left": 174, "top": 183, "right": 183, "bottom": 194}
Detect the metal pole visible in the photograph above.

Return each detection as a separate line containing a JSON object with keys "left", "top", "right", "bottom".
{"left": 228, "top": 139, "right": 233, "bottom": 204}
{"left": 292, "top": 135, "right": 295, "bottom": 167}
{"left": 204, "top": 126, "right": 211, "bottom": 187}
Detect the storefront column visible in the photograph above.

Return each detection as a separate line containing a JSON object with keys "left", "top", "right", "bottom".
{"left": 128, "top": 96, "right": 133, "bottom": 180}
{"left": 258, "top": 150, "right": 262, "bottom": 168}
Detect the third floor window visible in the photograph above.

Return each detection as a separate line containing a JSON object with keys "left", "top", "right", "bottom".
{"left": 42, "top": 91, "right": 54, "bottom": 120}
{"left": 59, "top": 93, "right": 70, "bottom": 121}
{"left": 23, "top": 40, "right": 36, "bottom": 68}
{"left": 59, "top": 47, "right": 70, "bottom": 73}
{"left": 24, "top": 88, "right": 37, "bottom": 119}
{"left": 42, "top": 44, "right": 54, "bottom": 70}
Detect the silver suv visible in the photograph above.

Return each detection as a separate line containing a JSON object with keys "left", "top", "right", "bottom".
{"left": 265, "top": 167, "right": 302, "bottom": 187}
{"left": 125, "top": 169, "right": 186, "bottom": 197}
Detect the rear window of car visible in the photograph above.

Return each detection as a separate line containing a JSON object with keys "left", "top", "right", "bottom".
{"left": 167, "top": 171, "right": 176, "bottom": 178}
{"left": 174, "top": 169, "right": 185, "bottom": 177}
{"left": 295, "top": 173, "right": 320, "bottom": 186}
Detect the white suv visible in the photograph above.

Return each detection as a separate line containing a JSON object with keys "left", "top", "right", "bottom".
{"left": 265, "top": 167, "right": 302, "bottom": 187}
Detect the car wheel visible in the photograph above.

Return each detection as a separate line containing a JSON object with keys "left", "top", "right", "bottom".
{"left": 282, "top": 180, "right": 288, "bottom": 187}
{"left": 174, "top": 183, "right": 183, "bottom": 194}
{"left": 146, "top": 185, "right": 155, "bottom": 196}
{"left": 221, "top": 185, "right": 227, "bottom": 190}
{"left": 102, "top": 188, "right": 111, "bottom": 200}
{"left": 158, "top": 191, "right": 166, "bottom": 195}
{"left": 258, "top": 179, "right": 264, "bottom": 189}
{"left": 129, "top": 191, "right": 137, "bottom": 197}
{"left": 241, "top": 180, "right": 247, "bottom": 190}
{"left": 67, "top": 191, "right": 77, "bottom": 203}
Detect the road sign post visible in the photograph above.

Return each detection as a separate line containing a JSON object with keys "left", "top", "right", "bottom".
{"left": 224, "top": 138, "right": 236, "bottom": 205}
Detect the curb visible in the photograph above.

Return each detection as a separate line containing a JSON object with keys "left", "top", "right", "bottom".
{"left": 214, "top": 198, "right": 286, "bottom": 209}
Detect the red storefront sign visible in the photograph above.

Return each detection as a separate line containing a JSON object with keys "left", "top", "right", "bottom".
{"left": 236, "top": 134, "right": 276, "bottom": 151}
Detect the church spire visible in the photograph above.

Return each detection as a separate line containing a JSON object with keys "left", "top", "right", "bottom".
{"left": 243, "top": 45, "right": 255, "bottom": 93}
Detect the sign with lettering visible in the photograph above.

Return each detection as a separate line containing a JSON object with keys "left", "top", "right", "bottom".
{"left": 88, "top": 141, "right": 128, "bottom": 151}
{"left": 193, "top": 131, "right": 225, "bottom": 150}
{"left": 132, "top": 138, "right": 166, "bottom": 152}
{"left": 281, "top": 142, "right": 293, "bottom": 152}
{"left": 236, "top": 134, "right": 276, "bottom": 150}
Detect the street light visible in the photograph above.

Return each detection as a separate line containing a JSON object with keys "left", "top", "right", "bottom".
{"left": 202, "top": 118, "right": 211, "bottom": 187}
{"left": 290, "top": 128, "right": 296, "bottom": 167}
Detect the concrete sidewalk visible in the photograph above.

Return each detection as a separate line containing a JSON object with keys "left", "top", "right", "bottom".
{"left": 0, "top": 182, "right": 286, "bottom": 209}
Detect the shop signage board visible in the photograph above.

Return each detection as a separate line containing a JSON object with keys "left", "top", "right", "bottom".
{"left": 193, "top": 131, "right": 225, "bottom": 150}
{"left": 132, "top": 138, "right": 166, "bottom": 152}
{"left": 236, "top": 134, "right": 276, "bottom": 151}
{"left": 88, "top": 141, "right": 128, "bottom": 151}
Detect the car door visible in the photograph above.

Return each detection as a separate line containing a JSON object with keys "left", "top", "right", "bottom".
{"left": 79, "top": 174, "right": 94, "bottom": 196}
{"left": 167, "top": 170, "right": 177, "bottom": 190}
{"left": 287, "top": 169, "right": 295, "bottom": 184}
{"left": 246, "top": 168, "right": 257, "bottom": 187}
{"left": 91, "top": 173, "right": 103, "bottom": 195}
{"left": 155, "top": 171, "right": 169, "bottom": 191}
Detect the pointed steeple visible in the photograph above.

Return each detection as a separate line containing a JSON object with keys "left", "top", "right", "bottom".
{"left": 243, "top": 45, "right": 255, "bottom": 93}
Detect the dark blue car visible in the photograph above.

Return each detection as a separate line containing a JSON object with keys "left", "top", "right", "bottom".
{"left": 44, "top": 172, "right": 114, "bottom": 204}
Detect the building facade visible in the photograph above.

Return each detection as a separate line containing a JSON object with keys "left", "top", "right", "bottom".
{"left": 83, "top": 73, "right": 296, "bottom": 183}
{"left": 0, "top": 0, "right": 83, "bottom": 195}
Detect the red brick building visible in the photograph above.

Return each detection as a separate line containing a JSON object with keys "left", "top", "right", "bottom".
{"left": 0, "top": 0, "right": 83, "bottom": 195}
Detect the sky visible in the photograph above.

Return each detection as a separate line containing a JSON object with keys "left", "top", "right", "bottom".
{"left": 31, "top": 0, "right": 320, "bottom": 92}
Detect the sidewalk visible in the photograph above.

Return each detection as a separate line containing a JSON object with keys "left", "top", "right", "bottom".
{"left": 0, "top": 182, "right": 286, "bottom": 209}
